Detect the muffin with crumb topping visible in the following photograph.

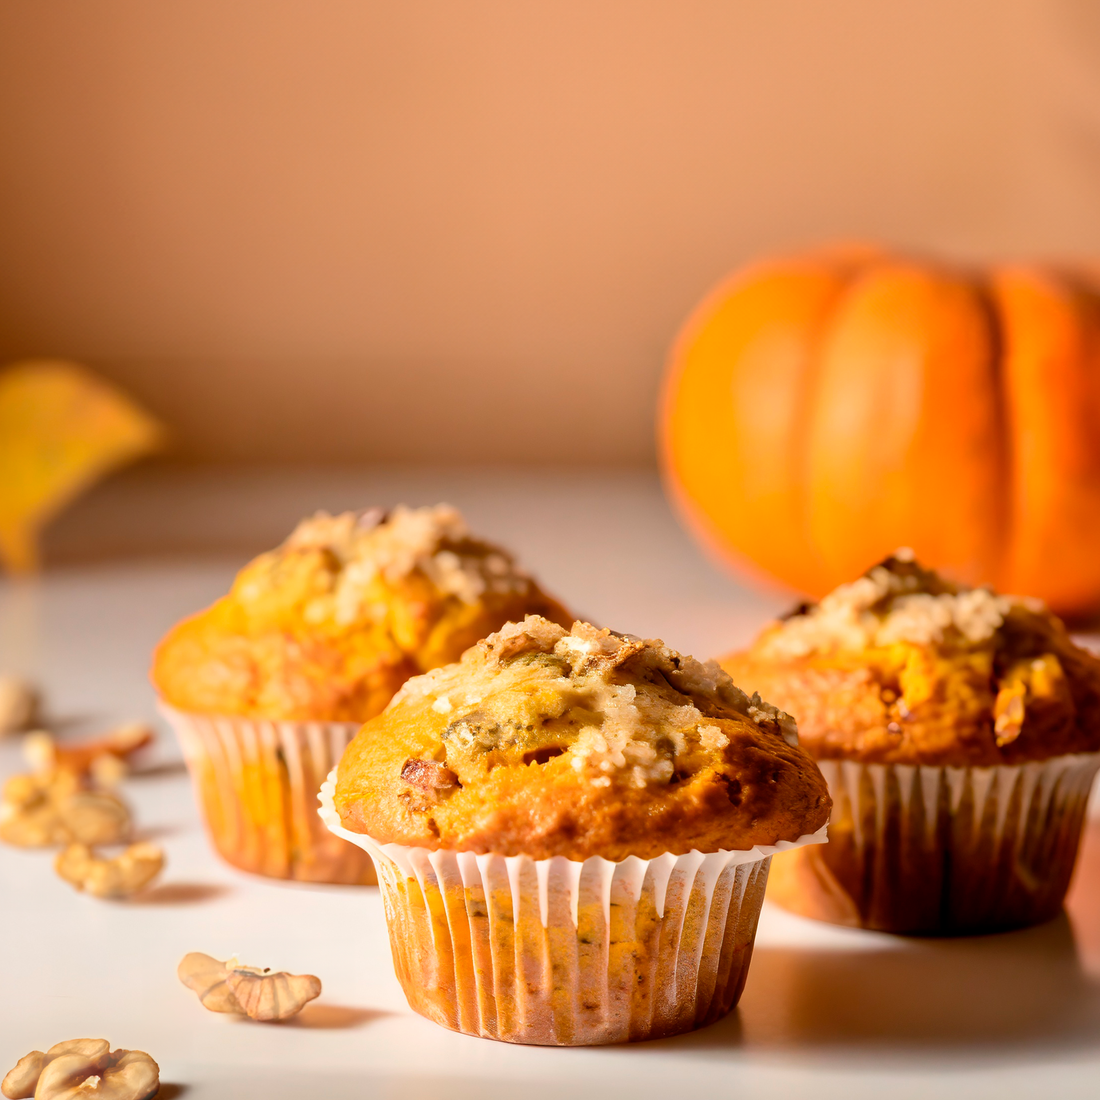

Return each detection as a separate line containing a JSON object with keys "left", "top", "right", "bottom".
{"left": 322, "top": 615, "right": 829, "bottom": 1043}
{"left": 153, "top": 504, "right": 571, "bottom": 884}
{"left": 722, "top": 552, "right": 1100, "bottom": 934}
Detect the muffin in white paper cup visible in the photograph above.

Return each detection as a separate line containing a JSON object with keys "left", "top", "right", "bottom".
{"left": 163, "top": 705, "right": 375, "bottom": 884}
{"left": 150, "top": 503, "right": 572, "bottom": 884}
{"left": 321, "top": 616, "right": 832, "bottom": 1044}
{"left": 321, "top": 774, "right": 826, "bottom": 1044}
{"left": 766, "top": 754, "right": 1100, "bottom": 933}
{"left": 723, "top": 553, "right": 1100, "bottom": 934}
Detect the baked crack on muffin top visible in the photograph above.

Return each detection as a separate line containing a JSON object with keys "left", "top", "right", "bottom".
{"left": 152, "top": 505, "right": 571, "bottom": 721}
{"left": 334, "top": 616, "right": 830, "bottom": 860}
{"left": 723, "top": 552, "right": 1100, "bottom": 766}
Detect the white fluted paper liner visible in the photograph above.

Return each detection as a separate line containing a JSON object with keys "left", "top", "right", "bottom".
{"left": 774, "top": 752, "right": 1100, "bottom": 934}
{"left": 319, "top": 769, "right": 826, "bottom": 1044}
{"left": 161, "top": 704, "right": 375, "bottom": 885}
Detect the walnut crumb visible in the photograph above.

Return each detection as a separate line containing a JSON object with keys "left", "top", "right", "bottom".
{"left": 400, "top": 758, "right": 460, "bottom": 802}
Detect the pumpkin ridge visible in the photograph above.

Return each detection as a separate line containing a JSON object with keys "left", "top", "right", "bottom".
{"left": 659, "top": 246, "right": 873, "bottom": 595}
{"left": 993, "top": 266, "right": 1100, "bottom": 613}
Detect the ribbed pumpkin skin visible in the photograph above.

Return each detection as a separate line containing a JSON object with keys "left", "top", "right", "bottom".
{"left": 660, "top": 247, "right": 1100, "bottom": 615}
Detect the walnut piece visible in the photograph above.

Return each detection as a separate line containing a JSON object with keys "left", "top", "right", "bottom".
{"left": 0, "top": 676, "right": 37, "bottom": 737}
{"left": 1, "top": 1039, "right": 158, "bottom": 1100}
{"left": 0, "top": 772, "right": 130, "bottom": 848}
{"left": 55, "top": 842, "right": 164, "bottom": 899}
{"left": 23, "top": 722, "right": 153, "bottom": 782}
{"left": 400, "top": 758, "right": 460, "bottom": 802}
{"left": 178, "top": 951, "right": 322, "bottom": 1021}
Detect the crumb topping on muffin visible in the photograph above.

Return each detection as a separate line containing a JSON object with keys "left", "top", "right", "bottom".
{"left": 394, "top": 617, "right": 799, "bottom": 791}
{"left": 760, "top": 550, "right": 1031, "bottom": 658}
{"left": 723, "top": 554, "right": 1100, "bottom": 766}
{"left": 334, "top": 616, "right": 830, "bottom": 859}
{"left": 245, "top": 504, "right": 533, "bottom": 625}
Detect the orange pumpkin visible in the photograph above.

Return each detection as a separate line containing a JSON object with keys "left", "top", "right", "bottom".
{"left": 659, "top": 245, "right": 1100, "bottom": 615}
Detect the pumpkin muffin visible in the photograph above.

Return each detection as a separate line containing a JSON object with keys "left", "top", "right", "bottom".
{"left": 322, "top": 616, "right": 830, "bottom": 1044}
{"left": 153, "top": 505, "right": 571, "bottom": 884}
{"left": 722, "top": 551, "right": 1100, "bottom": 934}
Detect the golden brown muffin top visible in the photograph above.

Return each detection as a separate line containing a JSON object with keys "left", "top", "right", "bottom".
{"left": 152, "top": 505, "right": 572, "bottom": 721}
{"left": 723, "top": 552, "right": 1100, "bottom": 766}
{"left": 334, "top": 616, "right": 830, "bottom": 859}
{"left": 246, "top": 504, "right": 544, "bottom": 621}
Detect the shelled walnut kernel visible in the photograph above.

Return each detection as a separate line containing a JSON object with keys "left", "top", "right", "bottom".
{"left": 1, "top": 1038, "right": 158, "bottom": 1100}
{"left": 178, "top": 952, "right": 322, "bottom": 1021}
{"left": 23, "top": 722, "right": 153, "bottom": 782}
{"left": 54, "top": 842, "right": 163, "bottom": 899}
{"left": 0, "top": 772, "right": 131, "bottom": 848}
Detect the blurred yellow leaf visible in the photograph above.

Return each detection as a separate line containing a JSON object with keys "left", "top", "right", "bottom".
{"left": 0, "top": 360, "right": 165, "bottom": 573}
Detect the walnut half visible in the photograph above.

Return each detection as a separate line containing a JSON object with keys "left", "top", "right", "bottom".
{"left": 55, "top": 842, "right": 164, "bottom": 899}
{"left": 0, "top": 772, "right": 131, "bottom": 849}
{"left": 23, "top": 722, "right": 153, "bottom": 783}
{"left": 178, "top": 952, "right": 322, "bottom": 1021}
{"left": 1, "top": 1039, "right": 158, "bottom": 1100}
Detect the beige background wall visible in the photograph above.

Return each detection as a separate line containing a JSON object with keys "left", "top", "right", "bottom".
{"left": 2, "top": 0, "right": 1099, "bottom": 464}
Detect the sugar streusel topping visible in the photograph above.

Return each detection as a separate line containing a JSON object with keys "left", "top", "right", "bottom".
{"left": 393, "top": 616, "right": 798, "bottom": 789}
{"left": 759, "top": 553, "right": 1031, "bottom": 659}
{"left": 241, "top": 504, "right": 534, "bottom": 623}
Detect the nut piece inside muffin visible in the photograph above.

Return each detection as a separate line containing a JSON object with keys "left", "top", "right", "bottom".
{"left": 152, "top": 505, "right": 572, "bottom": 721}
{"left": 335, "top": 616, "right": 830, "bottom": 860}
{"left": 723, "top": 552, "right": 1100, "bottom": 766}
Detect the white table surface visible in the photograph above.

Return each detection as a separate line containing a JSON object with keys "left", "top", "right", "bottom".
{"left": 3, "top": 466, "right": 1100, "bottom": 1099}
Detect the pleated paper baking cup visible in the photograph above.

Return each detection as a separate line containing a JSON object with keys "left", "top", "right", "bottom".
{"left": 766, "top": 752, "right": 1100, "bottom": 935}
{"left": 318, "top": 771, "right": 827, "bottom": 1044}
{"left": 161, "top": 704, "right": 375, "bottom": 885}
